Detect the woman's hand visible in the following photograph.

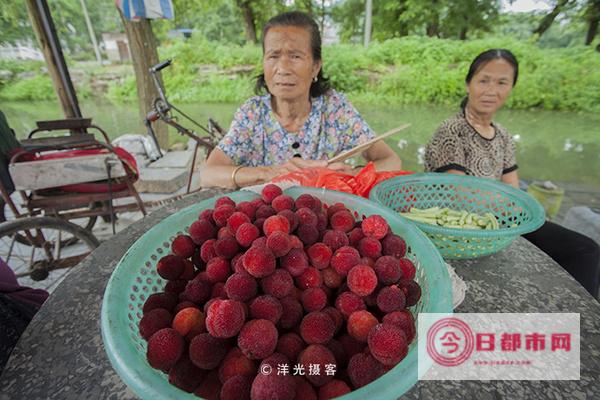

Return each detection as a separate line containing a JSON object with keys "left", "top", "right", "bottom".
{"left": 286, "top": 158, "right": 328, "bottom": 170}
{"left": 259, "top": 158, "right": 325, "bottom": 181}
{"left": 261, "top": 158, "right": 360, "bottom": 182}
{"left": 327, "top": 161, "right": 355, "bottom": 174}
{"left": 260, "top": 158, "right": 332, "bottom": 181}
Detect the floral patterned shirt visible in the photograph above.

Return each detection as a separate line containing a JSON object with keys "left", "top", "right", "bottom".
{"left": 217, "top": 89, "right": 375, "bottom": 167}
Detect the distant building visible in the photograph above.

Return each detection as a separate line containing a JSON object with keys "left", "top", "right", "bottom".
{"left": 0, "top": 41, "right": 43, "bottom": 61}
{"left": 102, "top": 32, "right": 131, "bottom": 63}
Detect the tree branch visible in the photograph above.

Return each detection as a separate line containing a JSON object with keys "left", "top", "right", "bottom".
{"left": 532, "top": 0, "right": 571, "bottom": 37}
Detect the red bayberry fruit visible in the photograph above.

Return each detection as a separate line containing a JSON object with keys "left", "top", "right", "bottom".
{"left": 243, "top": 246, "right": 276, "bottom": 278}
{"left": 261, "top": 184, "right": 283, "bottom": 204}
{"left": 139, "top": 308, "right": 172, "bottom": 340}
{"left": 347, "top": 264, "right": 378, "bottom": 296}
{"left": 146, "top": 328, "right": 184, "bottom": 371}
{"left": 237, "top": 319, "right": 279, "bottom": 360}
{"left": 171, "top": 234, "right": 196, "bottom": 258}
{"left": 362, "top": 215, "right": 389, "bottom": 239}
{"left": 367, "top": 323, "right": 408, "bottom": 366}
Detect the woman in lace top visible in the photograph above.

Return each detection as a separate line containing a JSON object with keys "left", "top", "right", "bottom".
{"left": 425, "top": 49, "right": 599, "bottom": 298}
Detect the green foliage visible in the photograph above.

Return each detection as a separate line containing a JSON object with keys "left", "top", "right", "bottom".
{"left": 106, "top": 75, "right": 137, "bottom": 102}
{"left": 0, "top": 59, "right": 45, "bottom": 76}
{"left": 0, "top": 71, "right": 92, "bottom": 101}
{"left": 144, "top": 36, "right": 600, "bottom": 111}
{"left": 3, "top": 36, "right": 599, "bottom": 113}
{"left": 1, "top": 0, "right": 122, "bottom": 60}
{"left": 158, "top": 35, "right": 261, "bottom": 70}
{"left": 332, "top": 0, "right": 501, "bottom": 41}
{"left": 165, "top": 75, "right": 254, "bottom": 103}
{"left": 0, "top": 74, "right": 56, "bottom": 101}
{"left": 152, "top": 0, "right": 247, "bottom": 45}
{"left": 330, "top": 0, "right": 364, "bottom": 43}
{"left": 322, "top": 44, "right": 370, "bottom": 91}
{"left": 0, "top": 1, "right": 34, "bottom": 45}
{"left": 495, "top": 7, "right": 589, "bottom": 48}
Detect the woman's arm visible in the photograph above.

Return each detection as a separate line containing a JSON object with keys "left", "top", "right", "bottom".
{"left": 199, "top": 148, "right": 272, "bottom": 189}
{"left": 444, "top": 169, "right": 466, "bottom": 175}
{"left": 501, "top": 170, "right": 519, "bottom": 188}
{"left": 362, "top": 141, "right": 402, "bottom": 171}
{"left": 200, "top": 148, "right": 329, "bottom": 189}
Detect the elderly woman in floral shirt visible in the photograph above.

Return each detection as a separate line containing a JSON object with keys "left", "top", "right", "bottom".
{"left": 200, "top": 11, "right": 401, "bottom": 189}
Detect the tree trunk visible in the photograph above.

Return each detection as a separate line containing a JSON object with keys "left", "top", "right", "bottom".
{"left": 395, "top": 3, "right": 409, "bottom": 36}
{"left": 236, "top": 0, "right": 258, "bottom": 44}
{"left": 459, "top": 26, "right": 468, "bottom": 40}
{"left": 118, "top": 9, "right": 168, "bottom": 150}
{"left": 426, "top": 21, "right": 439, "bottom": 37}
{"left": 532, "top": 0, "right": 571, "bottom": 38}
{"left": 585, "top": 0, "right": 600, "bottom": 45}
{"left": 26, "top": 0, "right": 81, "bottom": 119}
{"left": 587, "top": 18, "right": 599, "bottom": 45}
{"left": 426, "top": 4, "right": 440, "bottom": 38}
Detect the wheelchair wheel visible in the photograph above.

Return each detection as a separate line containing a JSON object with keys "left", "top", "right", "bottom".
{"left": 0, "top": 216, "right": 99, "bottom": 281}
{"left": 0, "top": 197, "right": 98, "bottom": 247}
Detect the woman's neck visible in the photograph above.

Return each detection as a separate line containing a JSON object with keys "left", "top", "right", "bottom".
{"left": 272, "top": 96, "right": 311, "bottom": 132}
{"left": 465, "top": 104, "right": 495, "bottom": 139}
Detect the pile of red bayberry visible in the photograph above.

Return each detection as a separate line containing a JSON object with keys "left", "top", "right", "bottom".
{"left": 138, "top": 184, "right": 422, "bottom": 400}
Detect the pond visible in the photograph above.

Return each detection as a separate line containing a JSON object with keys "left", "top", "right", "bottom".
{"left": 3, "top": 99, "right": 599, "bottom": 187}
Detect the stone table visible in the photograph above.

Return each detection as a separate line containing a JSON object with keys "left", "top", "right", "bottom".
{"left": 1, "top": 188, "right": 599, "bottom": 400}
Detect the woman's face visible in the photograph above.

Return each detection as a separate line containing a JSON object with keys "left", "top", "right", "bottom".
{"left": 263, "top": 25, "right": 322, "bottom": 102}
{"left": 466, "top": 59, "right": 515, "bottom": 115}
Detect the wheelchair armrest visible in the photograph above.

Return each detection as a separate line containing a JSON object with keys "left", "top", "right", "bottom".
{"left": 19, "top": 134, "right": 99, "bottom": 152}
{"left": 34, "top": 118, "right": 92, "bottom": 132}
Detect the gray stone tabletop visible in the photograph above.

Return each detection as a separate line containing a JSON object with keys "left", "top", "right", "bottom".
{"left": 1, "top": 188, "right": 599, "bottom": 400}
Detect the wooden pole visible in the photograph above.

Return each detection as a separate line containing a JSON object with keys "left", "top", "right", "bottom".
{"left": 26, "top": 0, "right": 81, "bottom": 119}
{"left": 118, "top": 9, "right": 169, "bottom": 150}
{"left": 364, "top": 0, "right": 372, "bottom": 47}
{"left": 79, "top": 0, "right": 102, "bottom": 63}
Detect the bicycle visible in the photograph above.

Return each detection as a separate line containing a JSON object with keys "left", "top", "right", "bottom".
{"left": 144, "top": 59, "right": 226, "bottom": 194}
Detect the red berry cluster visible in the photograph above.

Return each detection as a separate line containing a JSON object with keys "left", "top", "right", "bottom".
{"left": 139, "top": 184, "right": 422, "bottom": 400}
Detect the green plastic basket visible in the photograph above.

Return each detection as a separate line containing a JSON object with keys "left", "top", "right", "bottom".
{"left": 370, "top": 173, "right": 546, "bottom": 259}
{"left": 101, "top": 187, "right": 452, "bottom": 399}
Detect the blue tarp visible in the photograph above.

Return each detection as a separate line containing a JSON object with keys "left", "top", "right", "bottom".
{"left": 116, "top": 0, "right": 174, "bottom": 20}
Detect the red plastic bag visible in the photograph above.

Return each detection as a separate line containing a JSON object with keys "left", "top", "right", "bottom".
{"left": 272, "top": 162, "right": 412, "bottom": 198}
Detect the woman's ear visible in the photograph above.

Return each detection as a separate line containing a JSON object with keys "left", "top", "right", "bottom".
{"left": 313, "top": 59, "right": 323, "bottom": 78}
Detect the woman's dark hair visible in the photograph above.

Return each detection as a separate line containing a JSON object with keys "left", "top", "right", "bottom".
{"left": 460, "top": 48, "right": 519, "bottom": 109}
{"left": 255, "top": 11, "right": 331, "bottom": 97}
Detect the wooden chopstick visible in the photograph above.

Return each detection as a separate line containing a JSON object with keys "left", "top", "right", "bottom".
{"left": 327, "top": 123, "right": 411, "bottom": 165}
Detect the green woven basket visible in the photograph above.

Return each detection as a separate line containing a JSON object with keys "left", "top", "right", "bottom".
{"left": 370, "top": 173, "right": 546, "bottom": 259}
{"left": 101, "top": 187, "right": 452, "bottom": 399}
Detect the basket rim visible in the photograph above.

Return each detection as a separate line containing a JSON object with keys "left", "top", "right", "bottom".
{"left": 370, "top": 172, "right": 546, "bottom": 238}
{"left": 101, "top": 187, "right": 453, "bottom": 400}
